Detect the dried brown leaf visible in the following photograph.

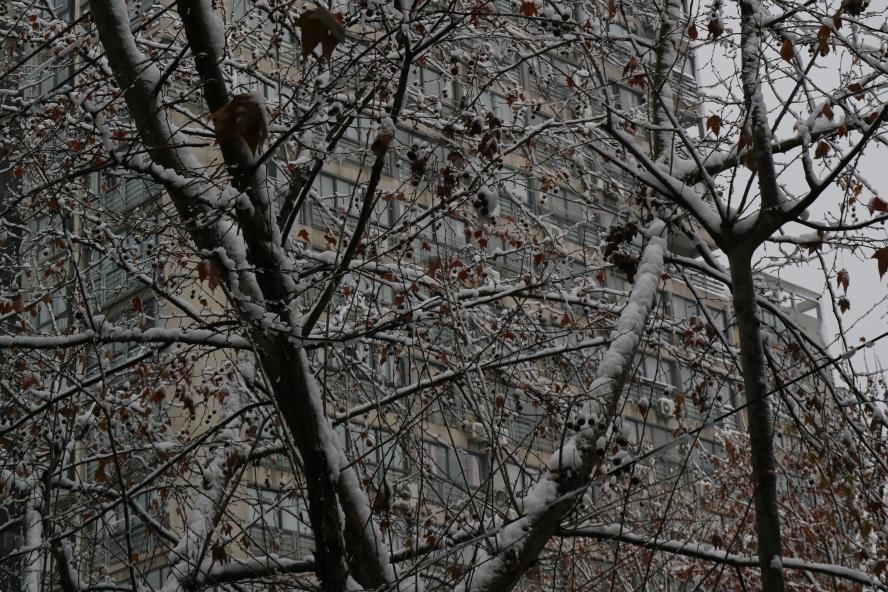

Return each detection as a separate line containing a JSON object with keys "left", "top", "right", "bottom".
{"left": 296, "top": 7, "right": 346, "bottom": 60}
{"left": 518, "top": 1, "right": 537, "bottom": 16}
{"left": 211, "top": 94, "right": 268, "bottom": 154}
{"left": 622, "top": 56, "right": 639, "bottom": 77}
{"left": 817, "top": 25, "right": 831, "bottom": 56}
{"left": 848, "top": 82, "right": 865, "bottom": 100}
{"left": 868, "top": 196, "right": 888, "bottom": 214}
{"left": 837, "top": 269, "right": 850, "bottom": 293}
{"left": 780, "top": 38, "right": 795, "bottom": 62}
{"left": 872, "top": 246, "right": 888, "bottom": 278}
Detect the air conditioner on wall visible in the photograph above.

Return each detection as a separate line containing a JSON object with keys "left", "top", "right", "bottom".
{"left": 586, "top": 176, "right": 605, "bottom": 191}
{"left": 657, "top": 397, "right": 675, "bottom": 418}
{"left": 465, "top": 421, "right": 486, "bottom": 441}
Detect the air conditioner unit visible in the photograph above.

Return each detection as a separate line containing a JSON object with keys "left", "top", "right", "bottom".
{"left": 657, "top": 397, "right": 675, "bottom": 418}
{"left": 583, "top": 175, "right": 606, "bottom": 192}
{"left": 463, "top": 421, "right": 486, "bottom": 441}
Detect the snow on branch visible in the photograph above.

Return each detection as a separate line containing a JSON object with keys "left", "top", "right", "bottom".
{"left": 21, "top": 493, "right": 43, "bottom": 592}
{"left": 0, "top": 327, "right": 250, "bottom": 350}
{"left": 455, "top": 219, "right": 667, "bottom": 592}
{"left": 162, "top": 358, "right": 251, "bottom": 592}
{"left": 560, "top": 525, "right": 886, "bottom": 589}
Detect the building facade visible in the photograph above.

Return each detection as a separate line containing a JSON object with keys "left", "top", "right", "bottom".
{"left": 0, "top": 0, "right": 833, "bottom": 590}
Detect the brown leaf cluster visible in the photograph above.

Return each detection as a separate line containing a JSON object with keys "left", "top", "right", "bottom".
{"left": 296, "top": 7, "right": 346, "bottom": 59}
{"left": 872, "top": 246, "right": 888, "bottom": 278}
{"left": 211, "top": 94, "right": 268, "bottom": 154}
{"left": 836, "top": 269, "right": 850, "bottom": 294}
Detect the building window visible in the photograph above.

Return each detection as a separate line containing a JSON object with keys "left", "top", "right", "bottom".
{"left": 83, "top": 298, "right": 159, "bottom": 375}
{"left": 412, "top": 66, "right": 454, "bottom": 106}
{"left": 611, "top": 84, "right": 645, "bottom": 112}
{"left": 247, "top": 488, "right": 308, "bottom": 534}
{"left": 337, "top": 424, "right": 409, "bottom": 481}
{"left": 636, "top": 353, "right": 678, "bottom": 386}
{"left": 23, "top": 51, "right": 72, "bottom": 99}
{"left": 48, "top": 0, "right": 73, "bottom": 19}
{"left": 476, "top": 90, "right": 513, "bottom": 122}
{"left": 692, "top": 439, "right": 723, "bottom": 476}
{"left": 680, "top": 367, "right": 736, "bottom": 426}
{"left": 632, "top": 353, "right": 678, "bottom": 405}
{"left": 94, "top": 174, "right": 161, "bottom": 213}
{"left": 648, "top": 425, "right": 689, "bottom": 482}
{"left": 310, "top": 173, "right": 360, "bottom": 228}
{"left": 421, "top": 213, "right": 466, "bottom": 254}
{"left": 499, "top": 171, "right": 532, "bottom": 212}
{"left": 547, "top": 58, "right": 575, "bottom": 101}
{"left": 425, "top": 443, "right": 487, "bottom": 489}
{"left": 348, "top": 427, "right": 408, "bottom": 475}
{"left": 759, "top": 307, "right": 783, "bottom": 334}
{"left": 607, "top": 22, "right": 629, "bottom": 38}
{"left": 246, "top": 487, "right": 314, "bottom": 558}
{"left": 494, "top": 462, "right": 538, "bottom": 496}
{"left": 87, "top": 228, "right": 159, "bottom": 307}
{"left": 145, "top": 567, "right": 169, "bottom": 591}
{"left": 34, "top": 286, "right": 68, "bottom": 332}
{"left": 672, "top": 294, "right": 728, "bottom": 333}
{"left": 232, "top": 0, "right": 276, "bottom": 34}
{"left": 342, "top": 115, "right": 374, "bottom": 144}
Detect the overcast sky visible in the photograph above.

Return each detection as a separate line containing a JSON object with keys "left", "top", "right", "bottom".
{"left": 690, "top": 0, "right": 888, "bottom": 385}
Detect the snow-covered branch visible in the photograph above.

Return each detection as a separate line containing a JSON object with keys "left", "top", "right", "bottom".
{"left": 0, "top": 327, "right": 249, "bottom": 350}
{"left": 455, "top": 219, "right": 667, "bottom": 592}
{"left": 559, "top": 525, "right": 886, "bottom": 589}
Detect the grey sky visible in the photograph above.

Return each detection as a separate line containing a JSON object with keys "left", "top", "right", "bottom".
{"left": 690, "top": 1, "right": 888, "bottom": 383}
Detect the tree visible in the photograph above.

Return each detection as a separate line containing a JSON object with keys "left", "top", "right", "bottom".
{"left": 1, "top": 0, "right": 887, "bottom": 591}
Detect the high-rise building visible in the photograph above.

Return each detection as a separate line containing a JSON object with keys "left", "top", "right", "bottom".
{"left": 0, "top": 1, "right": 831, "bottom": 590}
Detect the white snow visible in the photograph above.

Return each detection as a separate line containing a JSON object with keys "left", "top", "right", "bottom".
{"left": 163, "top": 360, "right": 249, "bottom": 592}
{"left": 546, "top": 440, "right": 580, "bottom": 471}
{"left": 564, "top": 525, "right": 882, "bottom": 587}
{"left": 199, "top": 0, "right": 226, "bottom": 59}
{"left": 456, "top": 220, "right": 668, "bottom": 592}
{"left": 22, "top": 494, "right": 43, "bottom": 592}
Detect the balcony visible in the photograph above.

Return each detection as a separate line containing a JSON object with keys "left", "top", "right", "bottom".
{"left": 248, "top": 526, "right": 314, "bottom": 559}
{"left": 683, "top": 268, "right": 728, "bottom": 299}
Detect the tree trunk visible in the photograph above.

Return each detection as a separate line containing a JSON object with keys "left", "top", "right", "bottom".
{"left": 728, "top": 250, "right": 784, "bottom": 592}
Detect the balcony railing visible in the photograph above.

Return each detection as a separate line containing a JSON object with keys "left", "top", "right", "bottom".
{"left": 248, "top": 526, "right": 315, "bottom": 559}
{"left": 683, "top": 268, "right": 728, "bottom": 298}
